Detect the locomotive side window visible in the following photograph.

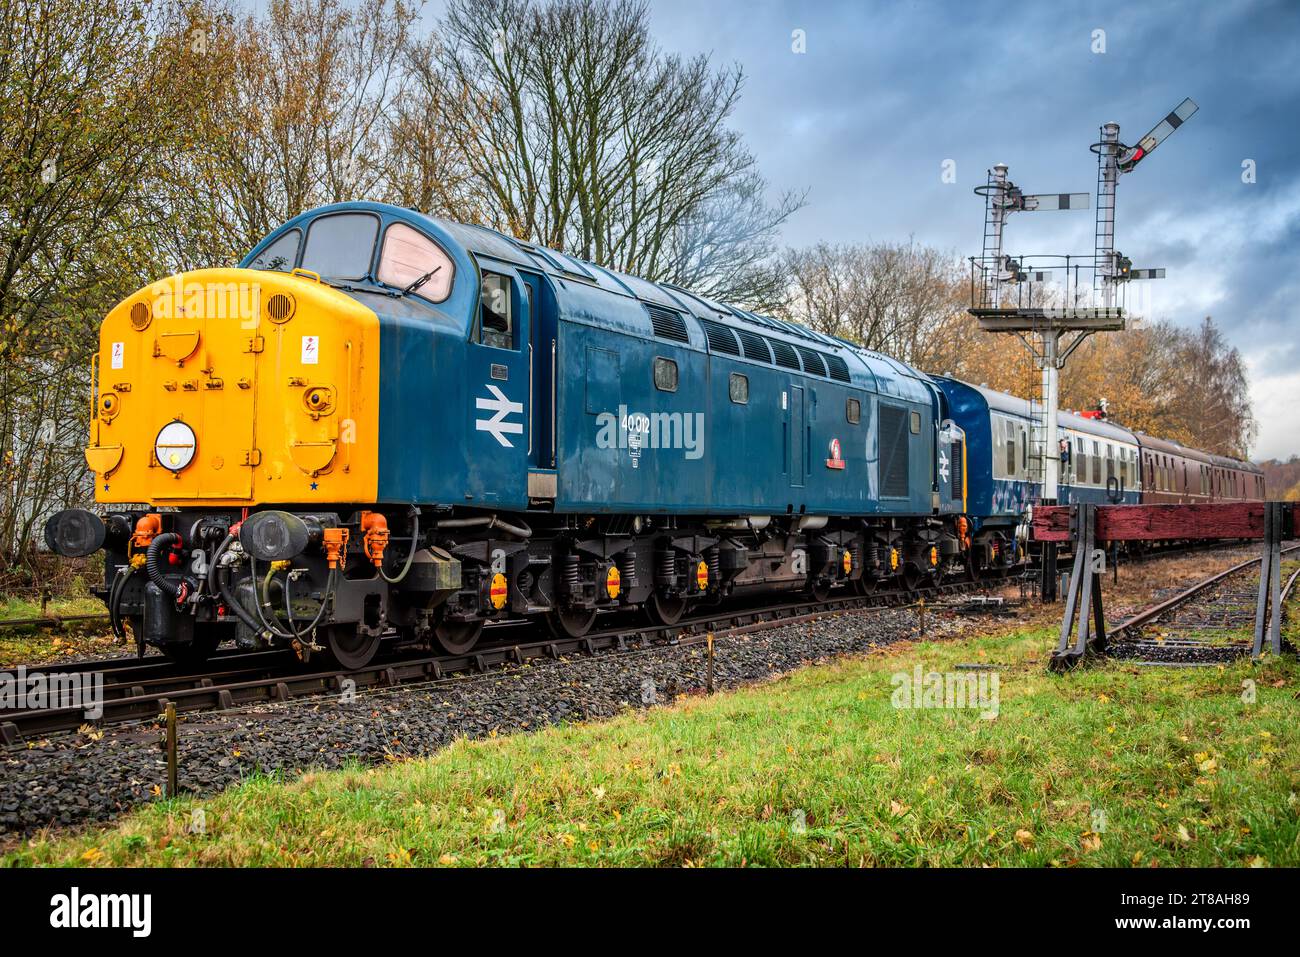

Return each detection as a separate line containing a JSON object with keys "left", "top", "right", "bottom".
{"left": 378, "top": 223, "right": 454, "bottom": 302}
{"left": 846, "top": 397, "right": 861, "bottom": 424}
{"left": 478, "top": 273, "right": 513, "bottom": 349}
{"left": 301, "top": 213, "right": 379, "bottom": 281}
{"left": 910, "top": 411, "right": 922, "bottom": 434}
{"left": 251, "top": 229, "right": 300, "bottom": 272}
{"left": 729, "top": 373, "right": 749, "bottom": 404}
{"left": 653, "top": 357, "right": 678, "bottom": 392}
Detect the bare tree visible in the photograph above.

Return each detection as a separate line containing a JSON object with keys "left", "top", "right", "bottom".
{"left": 418, "top": 0, "right": 802, "bottom": 308}
{"left": 148, "top": 0, "right": 422, "bottom": 271}
{"left": 0, "top": 0, "right": 204, "bottom": 574}
{"left": 783, "top": 240, "right": 967, "bottom": 367}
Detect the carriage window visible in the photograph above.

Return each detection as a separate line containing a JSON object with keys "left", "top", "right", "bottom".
{"left": 729, "top": 373, "right": 749, "bottom": 404}
{"left": 1092, "top": 441, "right": 1101, "bottom": 484}
{"left": 250, "top": 229, "right": 300, "bottom": 272}
{"left": 1076, "top": 438, "right": 1086, "bottom": 483}
{"left": 378, "top": 223, "right": 454, "bottom": 302}
{"left": 478, "top": 273, "right": 513, "bottom": 349}
{"left": 654, "top": 357, "right": 678, "bottom": 392}
{"left": 1005, "top": 425, "right": 1016, "bottom": 478}
{"left": 846, "top": 397, "right": 861, "bottom": 424}
{"left": 301, "top": 213, "right": 379, "bottom": 281}
{"left": 1020, "top": 428, "right": 1028, "bottom": 471}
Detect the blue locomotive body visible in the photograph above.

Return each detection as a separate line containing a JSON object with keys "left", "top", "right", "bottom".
{"left": 56, "top": 198, "right": 1268, "bottom": 668}
{"left": 242, "top": 203, "right": 954, "bottom": 521}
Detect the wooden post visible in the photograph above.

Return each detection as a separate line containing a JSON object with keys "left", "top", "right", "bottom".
{"left": 918, "top": 598, "right": 926, "bottom": 637}
{"left": 1051, "top": 504, "right": 1107, "bottom": 671}
{"left": 1041, "top": 543, "right": 1058, "bottom": 603}
{"left": 165, "top": 702, "right": 178, "bottom": 798}
{"left": 1252, "top": 503, "right": 1284, "bottom": 659}
{"left": 705, "top": 632, "right": 715, "bottom": 693}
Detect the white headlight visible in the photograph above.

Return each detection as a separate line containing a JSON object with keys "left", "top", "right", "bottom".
{"left": 155, "top": 421, "right": 197, "bottom": 472}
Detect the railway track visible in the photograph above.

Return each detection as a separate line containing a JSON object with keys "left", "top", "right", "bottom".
{"left": 1103, "top": 545, "right": 1300, "bottom": 666}
{"left": 0, "top": 574, "right": 1015, "bottom": 746}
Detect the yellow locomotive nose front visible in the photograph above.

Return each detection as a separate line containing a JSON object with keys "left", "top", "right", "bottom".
{"left": 86, "top": 268, "right": 380, "bottom": 505}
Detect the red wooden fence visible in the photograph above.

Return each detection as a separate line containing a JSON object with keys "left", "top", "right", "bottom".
{"left": 1031, "top": 502, "right": 1299, "bottom": 543}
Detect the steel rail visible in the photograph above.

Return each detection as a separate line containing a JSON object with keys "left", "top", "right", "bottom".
{"left": 0, "top": 573, "right": 1006, "bottom": 746}
{"left": 1105, "top": 543, "right": 1300, "bottom": 641}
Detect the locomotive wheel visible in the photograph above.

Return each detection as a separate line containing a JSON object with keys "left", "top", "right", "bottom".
{"left": 433, "top": 618, "right": 484, "bottom": 655}
{"left": 547, "top": 607, "right": 598, "bottom": 639}
{"left": 162, "top": 632, "right": 220, "bottom": 667}
{"left": 645, "top": 591, "right": 688, "bottom": 626}
{"left": 853, "top": 575, "right": 876, "bottom": 596}
{"left": 809, "top": 581, "right": 831, "bottom": 603}
{"left": 323, "top": 624, "right": 382, "bottom": 670}
{"left": 901, "top": 565, "right": 925, "bottom": 593}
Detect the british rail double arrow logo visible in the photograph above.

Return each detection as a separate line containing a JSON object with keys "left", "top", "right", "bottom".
{"left": 475, "top": 384, "right": 524, "bottom": 448}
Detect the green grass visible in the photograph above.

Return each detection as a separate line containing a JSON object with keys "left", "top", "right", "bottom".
{"left": 0, "top": 593, "right": 117, "bottom": 665}
{"left": 5, "top": 627, "right": 1298, "bottom": 867}
{"left": 0, "top": 594, "right": 114, "bottom": 662}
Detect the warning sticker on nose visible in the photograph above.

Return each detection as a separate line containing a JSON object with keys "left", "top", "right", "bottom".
{"left": 111, "top": 342, "right": 124, "bottom": 370}
{"left": 301, "top": 335, "right": 319, "bottom": 365}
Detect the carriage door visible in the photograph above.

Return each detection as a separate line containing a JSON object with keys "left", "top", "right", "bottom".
{"left": 519, "top": 271, "right": 555, "bottom": 478}
{"left": 467, "top": 259, "right": 530, "bottom": 505}
{"left": 787, "top": 385, "right": 806, "bottom": 489}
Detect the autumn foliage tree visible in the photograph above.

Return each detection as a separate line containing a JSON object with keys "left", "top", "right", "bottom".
{"left": 0, "top": 0, "right": 1266, "bottom": 588}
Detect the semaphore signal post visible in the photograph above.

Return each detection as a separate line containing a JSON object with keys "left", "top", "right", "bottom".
{"left": 968, "top": 98, "right": 1199, "bottom": 600}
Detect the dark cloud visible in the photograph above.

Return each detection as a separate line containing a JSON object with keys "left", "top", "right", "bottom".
{"left": 646, "top": 0, "right": 1300, "bottom": 453}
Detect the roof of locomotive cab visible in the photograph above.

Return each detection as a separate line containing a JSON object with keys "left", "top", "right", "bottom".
{"left": 242, "top": 202, "right": 935, "bottom": 404}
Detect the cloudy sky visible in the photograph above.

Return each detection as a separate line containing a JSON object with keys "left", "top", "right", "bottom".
{"left": 635, "top": 0, "right": 1300, "bottom": 459}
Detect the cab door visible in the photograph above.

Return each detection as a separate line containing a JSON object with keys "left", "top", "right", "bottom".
{"left": 520, "top": 270, "right": 555, "bottom": 473}
{"left": 466, "top": 258, "right": 530, "bottom": 508}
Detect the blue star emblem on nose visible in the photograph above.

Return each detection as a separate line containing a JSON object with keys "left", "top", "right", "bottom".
{"left": 310, "top": 482, "right": 319, "bottom": 491}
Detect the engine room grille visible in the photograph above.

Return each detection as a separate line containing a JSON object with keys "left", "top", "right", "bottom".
{"left": 879, "top": 404, "right": 910, "bottom": 498}
{"left": 699, "top": 318, "right": 740, "bottom": 355}
{"left": 646, "top": 304, "right": 689, "bottom": 343}
{"left": 825, "top": 354, "right": 851, "bottom": 382}
{"left": 796, "top": 347, "right": 826, "bottom": 378}
{"left": 769, "top": 339, "right": 800, "bottom": 370}
{"left": 736, "top": 329, "right": 772, "bottom": 363}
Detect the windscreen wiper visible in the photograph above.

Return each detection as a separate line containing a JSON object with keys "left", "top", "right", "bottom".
{"left": 402, "top": 265, "right": 442, "bottom": 296}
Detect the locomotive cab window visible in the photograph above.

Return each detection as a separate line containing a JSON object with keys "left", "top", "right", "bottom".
{"left": 654, "top": 357, "right": 678, "bottom": 392}
{"left": 378, "top": 223, "right": 454, "bottom": 302}
{"left": 729, "top": 372, "right": 749, "bottom": 404}
{"left": 478, "top": 272, "right": 514, "bottom": 349}
{"left": 250, "top": 229, "right": 300, "bottom": 272}
{"left": 846, "top": 397, "right": 861, "bottom": 424}
{"left": 300, "top": 213, "right": 379, "bottom": 281}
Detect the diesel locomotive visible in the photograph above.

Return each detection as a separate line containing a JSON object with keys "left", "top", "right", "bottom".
{"left": 44, "top": 201, "right": 1262, "bottom": 669}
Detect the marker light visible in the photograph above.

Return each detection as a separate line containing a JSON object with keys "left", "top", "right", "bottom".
{"left": 155, "top": 421, "right": 197, "bottom": 472}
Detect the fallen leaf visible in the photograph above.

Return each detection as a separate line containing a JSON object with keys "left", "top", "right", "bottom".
{"left": 1014, "top": 829, "right": 1034, "bottom": 848}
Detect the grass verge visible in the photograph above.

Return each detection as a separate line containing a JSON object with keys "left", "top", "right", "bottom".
{"left": 0, "top": 594, "right": 118, "bottom": 666}
{"left": 5, "top": 624, "right": 1297, "bottom": 867}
